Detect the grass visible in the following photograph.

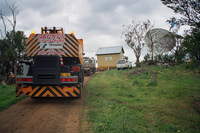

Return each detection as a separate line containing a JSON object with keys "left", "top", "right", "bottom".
{"left": 83, "top": 64, "right": 200, "bottom": 133}
{"left": 0, "top": 85, "right": 25, "bottom": 111}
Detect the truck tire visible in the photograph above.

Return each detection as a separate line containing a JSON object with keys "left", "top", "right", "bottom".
{"left": 88, "top": 69, "right": 91, "bottom": 76}
{"left": 78, "top": 87, "right": 82, "bottom": 98}
{"left": 92, "top": 68, "right": 96, "bottom": 73}
{"left": 78, "top": 70, "right": 84, "bottom": 82}
{"left": 82, "top": 72, "right": 84, "bottom": 82}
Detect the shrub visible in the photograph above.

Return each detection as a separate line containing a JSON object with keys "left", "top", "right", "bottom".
{"left": 185, "top": 60, "right": 200, "bottom": 69}
{"left": 135, "top": 62, "right": 141, "bottom": 67}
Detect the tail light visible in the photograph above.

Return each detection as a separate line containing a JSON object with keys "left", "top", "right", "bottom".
{"left": 61, "top": 77, "right": 78, "bottom": 83}
{"left": 72, "top": 66, "right": 80, "bottom": 72}
{"left": 16, "top": 77, "right": 33, "bottom": 83}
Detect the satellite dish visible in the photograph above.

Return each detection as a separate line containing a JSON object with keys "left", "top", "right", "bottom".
{"left": 144, "top": 28, "right": 176, "bottom": 54}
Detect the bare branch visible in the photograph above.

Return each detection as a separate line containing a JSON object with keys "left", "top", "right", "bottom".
{"left": 5, "top": 0, "right": 20, "bottom": 32}
{"left": 3, "top": 15, "right": 13, "bottom": 27}
{"left": 0, "top": 29, "right": 4, "bottom": 38}
{"left": 0, "top": 10, "right": 7, "bottom": 38}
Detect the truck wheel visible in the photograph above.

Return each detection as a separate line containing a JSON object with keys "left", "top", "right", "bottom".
{"left": 93, "top": 68, "right": 96, "bottom": 73}
{"left": 82, "top": 72, "right": 84, "bottom": 82}
{"left": 76, "top": 89, "right": 81, "bottom": 98}
{"left": 88, "top": 69, "right": 91, "bottom": 76}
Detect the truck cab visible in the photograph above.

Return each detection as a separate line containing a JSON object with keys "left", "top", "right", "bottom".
{"left": 83, "top": 57, "right": 96, "bottom": 76}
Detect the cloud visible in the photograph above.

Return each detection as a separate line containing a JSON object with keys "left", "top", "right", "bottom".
{"left": 0, "top": 0, "right": 180, "bottom": 64}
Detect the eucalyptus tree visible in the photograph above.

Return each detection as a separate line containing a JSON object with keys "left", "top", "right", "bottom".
{"left": 122, "top": 20, "right": 153, "bottom": 63}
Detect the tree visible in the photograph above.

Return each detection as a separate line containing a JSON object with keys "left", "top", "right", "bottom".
{"left": 14, "top": 31, "right": 26, "bottom": 60}
{"left": 0, "top": 31, "right": 26, "bottom": 76}
{"left": 161, "top": 0, "right": 200, "bottom": 64}
{"left": 161, "top": 0, "right": 200, "bottom": 29}
{"left": 183, "top": 30, "right": 200, "bottom": 63}
{"left": 0, "top": 1, "right": 19, "bottom": 38}
{"left": 0, "top": 1, "right": 20, "bottom": 75}
{"left": 122, "top": 20, "right": 153, "bottom": 63}
{"left": 167, "top": 17, "right": 185, "bottom": 64}
{"left": 145, "top": 28, "right": 176, "bottom": 61}
{"left": 170, "top": 34, "right": 185, "bottom": 64}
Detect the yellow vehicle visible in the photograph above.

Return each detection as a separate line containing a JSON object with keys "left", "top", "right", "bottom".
{"left": 16, "top": 27, "right": 84, "bottom": 97}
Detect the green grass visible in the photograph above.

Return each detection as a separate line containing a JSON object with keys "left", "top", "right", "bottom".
{"left": 84, "top": 65, "right": 200, "bottom": 133}
{"left": 0, "top": 85, "right": 25, "bottom": 111}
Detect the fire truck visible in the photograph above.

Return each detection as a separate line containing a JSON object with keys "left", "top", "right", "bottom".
{"left": 16, "top": 27, "right": 84, "bottom": 98}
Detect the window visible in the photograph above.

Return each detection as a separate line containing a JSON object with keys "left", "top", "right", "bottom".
{"left": 84, "top": 60, "right": 89, "bottom": 63}
{"left": 104, "top": 57, "right": 112, "bottom": 61}
{"left": 105, "top": 57, "right": 108, "bottom": 61}
{"left": 117, "top": 60, "right": 125, "bottom": 64}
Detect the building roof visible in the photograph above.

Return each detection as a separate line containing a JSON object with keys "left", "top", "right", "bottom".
{"left": 96, "top": 46, "right": 124, "bottom": 55}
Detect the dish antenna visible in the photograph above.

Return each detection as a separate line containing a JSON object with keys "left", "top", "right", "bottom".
{"left": 145, "top": 28, "right": 176, "bottom": 54}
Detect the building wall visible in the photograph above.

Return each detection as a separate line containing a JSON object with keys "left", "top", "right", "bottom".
{"left": 97, "top": 52, "right": 124, "bottom": 68}
{"left": 119, "top": 52, "right": 124, "bottom": 60}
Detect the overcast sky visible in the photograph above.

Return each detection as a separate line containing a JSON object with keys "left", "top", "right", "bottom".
{"left": 0, "top": 0, "right": 185, "bottom": 64}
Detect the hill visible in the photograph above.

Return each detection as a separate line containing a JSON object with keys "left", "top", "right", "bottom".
{"left": 82, "top": 65, "right": 200, "bottom": 133}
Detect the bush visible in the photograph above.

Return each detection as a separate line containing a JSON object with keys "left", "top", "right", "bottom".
{"left": 162, "top": 54, "right": 175, "bottom": 63}
{"left": 135, "top": 62, "right": 141, "bottom": 67}
{"left": 144, "top": 53, "right": 150, "bottom": 62}
{"left": 143, "top": 53, "right": 176, "bottom": 66}
{"left": 185, "top": 60, "right": 200, "bottom": 69}
{"left": 147, "top": 82, "right": 157, "bottom": 86}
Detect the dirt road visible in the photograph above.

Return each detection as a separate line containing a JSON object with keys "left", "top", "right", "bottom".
{"left": 0, "top": 76, "right": 91, "bottom": 133}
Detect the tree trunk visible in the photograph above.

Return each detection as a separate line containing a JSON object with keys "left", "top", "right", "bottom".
{"left": 150, "top": 37, "right": 154, "bottom": 62}
{"left": 11, "top": 59, "right": 17, "bottom": 76}
{"left": 151, "top": 48, "right": 154, "bottom": 61}
{"left": 14, "top": 61, "right": 17, "bottom": 76}
{"left": 136, "top": 55, "right": 140, "bottom": 63}
{"left": 174, "top": 50, "right": 178, "bottom": 64}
